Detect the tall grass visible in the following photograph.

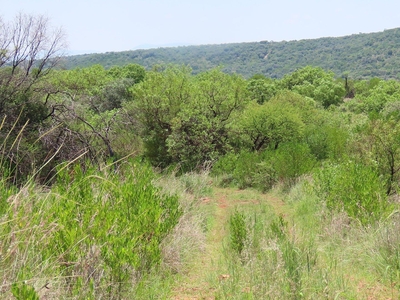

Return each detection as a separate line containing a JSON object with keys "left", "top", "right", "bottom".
{"left": 0, "top": 158, "right": 183, "bottom": 299}
{"left": 313, "top": 160, "right": 391, "bottom": 225}
{"left": 214, "top": 178, "right": 399, "bottom": 299}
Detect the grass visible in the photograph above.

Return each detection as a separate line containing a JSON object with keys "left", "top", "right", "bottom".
{"left": 0, "top": 160, "right": 186, "bottom": 299}
{"left": 1, "top": 126, "right": 400, "bottom": 300}
{"left": 169, "top": 179, "right": 400, "bottom": 300}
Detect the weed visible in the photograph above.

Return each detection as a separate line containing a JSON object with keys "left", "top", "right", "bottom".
{"left": 314, "top": 160, "right": 390, "bottom": 225}
{"left": 229, "top": 210, "right": 248, "bottom": 257}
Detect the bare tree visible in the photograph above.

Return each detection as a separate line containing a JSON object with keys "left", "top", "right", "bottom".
{"left": 0, "top": 13, "right": 67, "bottom": 184}
{"left": 0, "top": 13, "right": 67, "bottom": 119}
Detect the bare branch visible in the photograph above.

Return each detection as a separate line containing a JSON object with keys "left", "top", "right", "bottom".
{"left": 0, "top": 13, "right": 67, "bottom": 118}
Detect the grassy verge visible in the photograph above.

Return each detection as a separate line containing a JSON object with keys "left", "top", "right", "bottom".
{"left": 211, "top": 179, "right": 400, "bottom": 299}
{"left": 0, "top": 160, "right": 185, "bottom": 299}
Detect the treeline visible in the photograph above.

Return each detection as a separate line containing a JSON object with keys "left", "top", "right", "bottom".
{"left": 4, "top": 59, "right": 400, "bottom": 207}
{"left": 3, "top": 61, "right": 400, "bottom": 192}
{"left": 64, "top": 27, "right": 400, "bottom": 79}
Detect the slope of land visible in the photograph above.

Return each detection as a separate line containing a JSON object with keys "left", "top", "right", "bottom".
{"left": 64, "top": 28, "right": 400, "bottom": 79}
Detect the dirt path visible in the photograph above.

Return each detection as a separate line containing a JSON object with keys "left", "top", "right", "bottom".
{"left": 171, "top": 188, "right": 288, "bottom": 299}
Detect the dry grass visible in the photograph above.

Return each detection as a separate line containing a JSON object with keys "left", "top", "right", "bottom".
{"left": 161, "top": 212, "right": 206, "bottom": 274}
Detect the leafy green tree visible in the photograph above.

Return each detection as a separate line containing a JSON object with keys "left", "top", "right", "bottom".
{"left": 360, "top": 80, "right": 400, "bottom": 113}
{"left": 129, "top": 65, "right": 193, "bottom": 167}
{"left": 247, "top": 76, "right": 278, "bottom": 104}
{"left": 236, "top": 95, "right": 305, "bottom": 151}
{"left": 167, "top": 68, "right": 250, "bottom": 170}
{"left": 362, "top": 118, "right": 400, "bottom": 195}
{"left": 95, "top": 78, "right": 134, "bottom": 111}
{"left": 280, "top": 66, "right": 345, "bottom": 108}
{"left": 353, "top": 77, "right": 382, "bottom": 98}
{"left": 39, "top": 65, "right": 142, "bottom": 165}
{"left": 344, "top": 79, "right": 400, "bottom": 114}
{"left": 108, "top": 63, "right": 146, "bottom": 83}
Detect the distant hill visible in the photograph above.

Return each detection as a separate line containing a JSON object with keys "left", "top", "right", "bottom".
{"left": 63, "top": 28, "right": 400, "bottom": 79}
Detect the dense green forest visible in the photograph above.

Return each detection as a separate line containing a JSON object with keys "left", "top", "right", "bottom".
{"left": 2, "top": 13, "right": 400, "bottom": 299}
{"left": 65, "top": 27, "right": 400, "bottom": 79}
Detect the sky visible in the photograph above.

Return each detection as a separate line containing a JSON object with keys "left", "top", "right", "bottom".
{"left": 2, "top": 0, "right": 400, "bottom": 55}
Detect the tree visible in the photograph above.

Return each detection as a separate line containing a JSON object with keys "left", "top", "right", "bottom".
{"left": 0, "top": 13, "right": 66, "bottom": 183}
{"left": 236, "top": 96, "right": 304, "bottom": 152}
{"left": 129, "top": 65, "right": 193, "bottom": 167}
{"left": 363, "top": 118, "right": 400, "bottom": 195}
{"left": 0, "top": 13, "right": 66, "bottom": 125}
{"left": 40, "top": 65, "right": 139, "bottom": 164}
{"left": 280, "top": 66, "right": 345, "bottom": 108}
{"left": 246, "top": 76, "right": 278, "bottom": 104}
{"left": 108, "top": 63, "right": 146, "bottom": 83}
{"left": 167, "top": 69, "right": 250, "bottom": 170}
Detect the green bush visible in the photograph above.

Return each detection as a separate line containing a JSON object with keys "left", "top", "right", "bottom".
{"left": 229, "top": 210, "right": 248, "bottom": 256}
{"left": 11, "top": 282, "right": 39, "bottom": 300}
{"left": 314, "top": 161, "right": 390, "bottom": 225}
{"left": 1, "top": 160, "right": 182, "bottom": 297}
{"left": 273, "top": 142, "right": 317, "bottom": 187}
{"left": 212, "top": 144, "right": 316, "bottom": 192}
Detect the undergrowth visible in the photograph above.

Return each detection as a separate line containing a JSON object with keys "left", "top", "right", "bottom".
{"left": 0, "top": 160, "right": 183, "bottom": 299}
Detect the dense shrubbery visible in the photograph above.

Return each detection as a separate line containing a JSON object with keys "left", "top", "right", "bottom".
{"left": 313, "top": 161, "right": 390, "bottom": 224}
{"left": 212, "top": 143, "right": 316, "bottom": 192}
{"left": 0, "top": 160, "right": 182, "bottom": 298}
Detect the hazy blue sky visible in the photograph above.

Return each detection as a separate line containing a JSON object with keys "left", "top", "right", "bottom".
{"left": 3, "top": 0, "right": 400, "bottom": 54}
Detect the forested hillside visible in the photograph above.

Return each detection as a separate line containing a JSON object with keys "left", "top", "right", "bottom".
{"left": 64, "top": 27, "right": 400, "bottom": 79}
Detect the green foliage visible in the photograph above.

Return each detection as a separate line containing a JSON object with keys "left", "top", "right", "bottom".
{"left": 233, "top": 151, "right": 268, "bottom": 190}
{"left": 280, "top": 66, "right": 345, "bottom": 108}
{"left": 246, "top": 76, "right": 278, "bottom": 104}
{"left": 65, "top": 27, "right": 400, "bottom": 80}
{"left": 1, "top": 160, "right": 182, "bottom": 297}
{"left": 273, "top": 142, "right": 317, "bottom": 187}
{"left": 221, "top": 204, "right": 319, "bottom": 299}
{"left": 213, "top": 143, "right": 315, "bottom": 192}
{"left": 130, "top": 65, "right": 193, "bottom": 167}
{"left": 364, "top": 118, "right": 400, "bottom": 195}
{"left": 304, "top": 113, "right": 350, "bottom": 161}
{"left": 314, "top": 161, "right": 389, "bottom": 225}
{"left": 346, "top": 79, "right": 400, "bottom": 114}
{"left": 229, "top": 210, "right": 248, "bottom": 256}
{"left": 373, "top": 214, "right": 400, "bottom": 287}
{"left": 11, "top": 282, "right": 39, "bottom": 300}
{"left": 269, "top": 214, "right": 289, "bottom": 240}
{"left": 236, "top": 96, "right": 305, "bottom": 151}
{"left": 108, "top": 63, "right": 146, "bottom": 83}
{"left": 95, "top": 78, "right": 135, "bottom": 111}
{"left": 167, "top": 69, "right": 249, "bottom": 171}
{"left": 212, "top": 150, "right": 278, "bottom": 191}
{"left": 362, "top": 80, "right": 400, "bottom": 113}
{"left": 130, "top": 66, "right": 249, "bottom": 170}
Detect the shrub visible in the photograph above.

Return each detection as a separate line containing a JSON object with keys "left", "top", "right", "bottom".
{"left": 273, "top": 142, "right": 317, "bottom": 188}
{"left": 314, "top": 161, "right": 390, "bottom": 225}
{"left": 229, "top": 210, "right": 248, "bottom": 256}
{"left": 1, "top": 160, "right": 182, "bottom": 298}
{"left": 212, "top": 144, "right": 316, "bottom": 192}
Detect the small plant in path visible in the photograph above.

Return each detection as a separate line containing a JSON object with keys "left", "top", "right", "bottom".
{"left": 229, "top": 209, "right": 248, "bottom": 257}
